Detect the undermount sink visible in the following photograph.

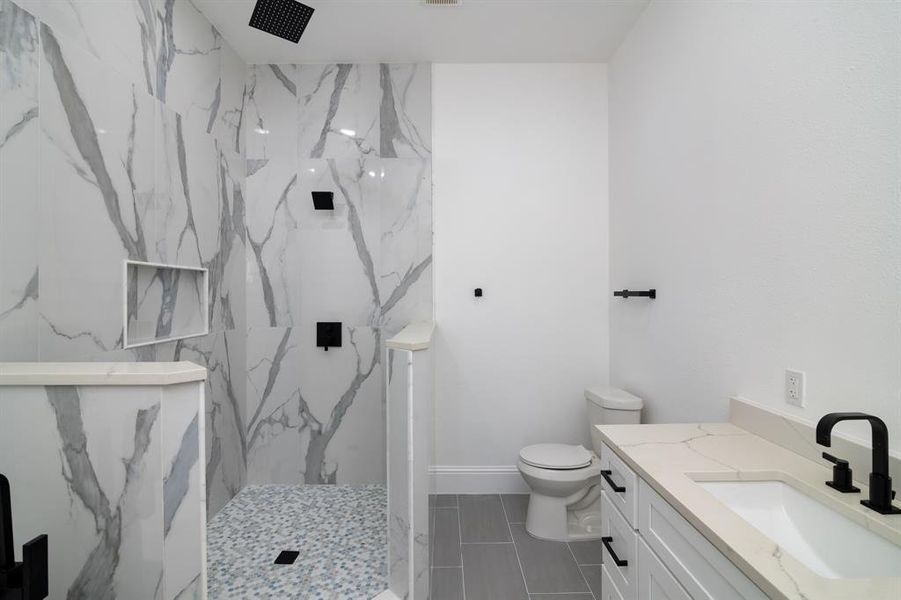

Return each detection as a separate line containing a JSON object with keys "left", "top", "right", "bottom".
{"left": 698, "top": 480, "right": 901, "bottom": 579}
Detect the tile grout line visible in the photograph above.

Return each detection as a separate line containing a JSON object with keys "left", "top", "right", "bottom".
{"left": 460, "top": 541, "right": 515, "bottom": 545}
{"left": 499, "top": 494, "right": 531, "bottom": 597}
{"left": 429, "top": 503, "right": 437, "bottom": 597}
{"left": 566, "top": 542, "right": 597, "bottom": 600}
{"left": 456, "top": 495, "right": 466, "bottom": 600}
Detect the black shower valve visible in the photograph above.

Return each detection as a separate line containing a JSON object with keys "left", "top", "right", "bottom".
{"left": 316, "top": 322, "right": 342, "bottom": 351}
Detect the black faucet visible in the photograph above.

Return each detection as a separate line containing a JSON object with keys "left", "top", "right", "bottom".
{"left": 1, "top": 474, "right": 48, "bottom": 600}
{"left": 816, "top": 413, "right": 901, "bottom": 515}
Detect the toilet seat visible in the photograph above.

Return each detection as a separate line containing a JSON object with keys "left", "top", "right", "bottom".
{"left": 519, "top": 444, "right": 593, "bottom": 470}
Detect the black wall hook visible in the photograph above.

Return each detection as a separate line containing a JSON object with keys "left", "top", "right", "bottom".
{"left": 613, "top": 289, "right": 656, "bottom": 299}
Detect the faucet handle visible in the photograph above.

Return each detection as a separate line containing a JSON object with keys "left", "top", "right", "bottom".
{"left": 822, "top": 452, "right": 847, "bottom": 467}
{"left": 822, "top": 452, "right": 860, "bottom": 494}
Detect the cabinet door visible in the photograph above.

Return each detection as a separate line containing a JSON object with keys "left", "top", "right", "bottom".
{"left": 638, "top": 537, "right": 691, "bottom": 600}
{"left": 600, "top": 443, "right": 640, "bottom": 527}
{"left": 601, "top": 564, "right": 627, "bottom": 600}
{"left": 637, "top": 479, "right": 768, "bottom": 600}
{"left": 601, "top": 491, "right": 639, "bottom": 600}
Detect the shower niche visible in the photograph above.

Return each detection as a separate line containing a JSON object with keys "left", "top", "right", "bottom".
{"left": 124, "top": 260, "right": 209, "bottom": 348}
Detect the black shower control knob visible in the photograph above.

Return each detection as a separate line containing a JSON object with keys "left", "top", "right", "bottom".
{"left": 474, "top": 288, "right": 483, "bottom": 297}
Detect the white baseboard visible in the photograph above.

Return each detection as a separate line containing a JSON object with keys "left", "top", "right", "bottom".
{"left": 429, "top": 465, "right": 529, "bottom": 494}
{"left": 371, "top": 590, "right": 400, "bottom": 600}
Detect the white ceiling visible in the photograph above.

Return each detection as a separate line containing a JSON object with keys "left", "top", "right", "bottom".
{"left": 195, "top": 0, "right": 649, "bottom": 64}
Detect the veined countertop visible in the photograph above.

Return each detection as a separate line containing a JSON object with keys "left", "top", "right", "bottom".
{"left": 597, "top": 422, "right": 901, "bottom": 600}
{"left": 0, "top": 361, "right": 207, "bottom": 386}
{"left": 386, "top": 321, "right": 434, "bottom": 351}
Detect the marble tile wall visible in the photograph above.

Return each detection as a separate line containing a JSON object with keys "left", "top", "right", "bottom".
{"left": 244, "top": 63, "right": 432, "bottom": 487}
{"left": 386, "top": 343, "right": 433, "bottom": 599}
{"left": 0, "top": 0, "right": 248, "bottom": 517}
{"left": 387, "top": 348, "right": 411, "bottom": 598}
{"left": 0, "top": 381, "right": 206, "bottom": 599}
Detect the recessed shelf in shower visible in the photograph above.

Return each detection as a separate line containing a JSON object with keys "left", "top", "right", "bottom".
{"left": 123, "top": 260, "right": 209, "bottom": 349}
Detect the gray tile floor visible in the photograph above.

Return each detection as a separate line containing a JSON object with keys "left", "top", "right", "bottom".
{"left": 429, "top": 494, "right": 604, "bottom": 600}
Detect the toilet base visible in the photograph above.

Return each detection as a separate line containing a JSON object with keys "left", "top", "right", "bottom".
{"left": 525, "top": 490, "right": 603, "bottom": 542}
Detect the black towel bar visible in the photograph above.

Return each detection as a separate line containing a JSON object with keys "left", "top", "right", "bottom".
{"left": 613, "top": 289, "right": 656, "bottom": 299}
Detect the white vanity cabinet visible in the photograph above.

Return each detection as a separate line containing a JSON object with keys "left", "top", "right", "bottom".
{"left": 600, "top": 443, "right": 766, "bottom": 600}
{"left": 637, "top": 538, "right": 692, "bottom": 600}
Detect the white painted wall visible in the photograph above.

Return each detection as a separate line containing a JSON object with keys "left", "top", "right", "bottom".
{"left": 609, "top": 1, "right": 901, "bottom": 442}
{"left": 432, "top": 64, "right": 609, "bottom": 491}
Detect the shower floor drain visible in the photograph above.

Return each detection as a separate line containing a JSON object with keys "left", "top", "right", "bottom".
{"left": 274, "top": 550, "right": 300, "bottom": 565}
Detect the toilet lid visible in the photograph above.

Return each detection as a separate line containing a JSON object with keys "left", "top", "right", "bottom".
{"left": 519, "top": 444, "right": 593, "bottom": 470}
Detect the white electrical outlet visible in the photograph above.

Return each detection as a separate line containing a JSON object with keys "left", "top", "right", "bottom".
{"left": 785, "top": 369, "right": 806, "bottom": 407}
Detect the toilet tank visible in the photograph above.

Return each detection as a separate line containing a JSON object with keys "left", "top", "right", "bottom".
{"left": 585, "top": 387, "right": 643, "bottom": 455}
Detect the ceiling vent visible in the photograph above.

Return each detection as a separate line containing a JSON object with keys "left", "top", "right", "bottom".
{"left": 422, "top": 0, "right": 462, "bottom": 5}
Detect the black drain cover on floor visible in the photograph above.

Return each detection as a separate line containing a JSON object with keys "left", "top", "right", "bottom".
{"left": 274, "top": 550, "right": 300, "bottom": 565}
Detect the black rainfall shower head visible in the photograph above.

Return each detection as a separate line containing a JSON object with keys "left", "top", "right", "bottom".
{"left": 248, "top": 0, "right": 315, "bottom": 44}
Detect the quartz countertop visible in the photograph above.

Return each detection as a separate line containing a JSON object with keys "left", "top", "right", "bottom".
{"left": 597, "top": 422, "right": 901, "bottom": 600}
{"left": 0, "top": 361, "right": 207, "bottom": 386}
{"left": 386, "top": 321, "right": 434, "bottom": 351}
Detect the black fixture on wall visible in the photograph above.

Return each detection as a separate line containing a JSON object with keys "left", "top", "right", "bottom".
{"left": 0, "top": 474, "right": 48, "bottom": 600}
{"left": 474, "top": 288, "right": 483, "bottom": 298}
{"left": 613, "top": 289, "right": 656, "bottom": 299}
{"left": 248, "top": 0, "right": 315, "bottom": 44}
{"left": 312, "top": 191, "right": 334, "bottom": 211}
{"left": 317, "top": 322, "right": 342, "bottom": 351}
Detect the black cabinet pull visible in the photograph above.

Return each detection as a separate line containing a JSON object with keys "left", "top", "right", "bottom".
{"left": 601, "top": 470, "right": 626, "bottom": 493}
{"left": 601, "top": 536, "right": 628, "bottom": 567}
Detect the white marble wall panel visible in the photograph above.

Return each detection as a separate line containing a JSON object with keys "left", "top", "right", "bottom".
{"left": 0, "top": 0, "right": 39, "bottom": 360}
{"left": 297, "top": 323, "right": 383, "bottom": 484}
{"left": 207, "top": 143, "right": 246, "bottom": 335}
{"left": 410, "top": 347, "right": 433, "bottom": 599}
{"left": 158, "top": 0, "right": 221, "bottom": 139}
{"left": 297, "top": 64, "right": 380, "bottom": 159}
{"left": 215, "top": 40, "right": 245, "bottom": 156}
{"left": 162, "top": 382, "right": 206, "bottom": 599}
{"left": 387, "top": 348, "right": 411, "bottom": 599}
{"left": 245, "top": 326, "right": 303, "bottom": 484}
{"left": 245, "top": 157, "right": 300, "bottom": 328}
{"left": 38, "top": 23, "right": 157, "bottom": 357}
{"left": 378, "top": 159, "right": 432, "bottom": 336}
{"left": 245, "top": 63, "right": 296, "bottom": 161}
{"left": 379, "top": 63, "right": 431, "bottom": 159}
{"left": 244, "top": 324, "right": 385, "bottom": 486}
{"left": 12, "top": 0, "right": 158, "bottom": 96}
{"left": 178, "top": 330, "right": 245, "bottom": 517}
{"left": 0, "top": 385, "right": 164, "bottom": 599}
{"left": 386, "top": 342, "right": 432, "bottom": 600}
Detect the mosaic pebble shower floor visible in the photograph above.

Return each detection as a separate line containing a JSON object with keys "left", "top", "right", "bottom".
{"left": 207, "top": 485, "right": 387, "bottom": 599}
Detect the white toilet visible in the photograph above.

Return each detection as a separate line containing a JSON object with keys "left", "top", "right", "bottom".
{"left": 517, "top": 387, "right": 643, "bottom": 542}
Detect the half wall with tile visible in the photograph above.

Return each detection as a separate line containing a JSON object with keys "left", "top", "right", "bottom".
{"left": 387, "top": 322, "right": 435, "bottom": 600}
{"left": 0, "top": 362, "right": 208, "bottom": 599}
